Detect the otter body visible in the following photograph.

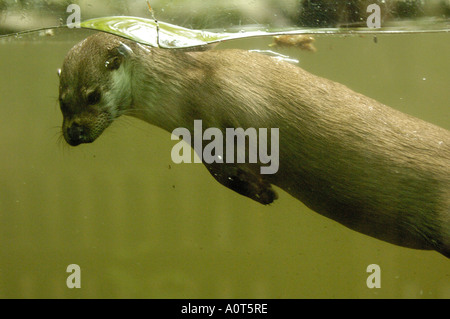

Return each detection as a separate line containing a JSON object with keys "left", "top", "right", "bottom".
{"left": 58, "top": 33, "right": 450, "bottom": 258}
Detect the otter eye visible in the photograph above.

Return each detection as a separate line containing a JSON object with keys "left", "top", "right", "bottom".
{"left": 86, "top": 89, "right": 101, "bottom": 105}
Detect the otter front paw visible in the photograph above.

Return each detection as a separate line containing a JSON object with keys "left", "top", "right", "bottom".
{"left": 205, "top": 164, "right": 278, "bottom": 205}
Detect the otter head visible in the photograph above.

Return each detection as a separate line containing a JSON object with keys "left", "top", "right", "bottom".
{"left": 58, "top": 33, "right": 134, "bottom": 146}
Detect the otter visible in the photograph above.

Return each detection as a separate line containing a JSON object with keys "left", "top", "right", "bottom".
{"left": 58, "top": 32, "right": 450, "bottom": 258}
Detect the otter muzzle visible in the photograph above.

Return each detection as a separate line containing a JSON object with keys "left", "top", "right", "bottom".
{"left": 64, "top": 123, "right": 92, "bottom": 146}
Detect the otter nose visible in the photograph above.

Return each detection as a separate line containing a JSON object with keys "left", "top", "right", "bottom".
{"left": 66, "top": 123, "right": 87, "bottom": 146}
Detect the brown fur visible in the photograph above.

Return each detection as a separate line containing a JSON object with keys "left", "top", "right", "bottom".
{"left": 59, "top": 33, "right": 450, "bottom": 258}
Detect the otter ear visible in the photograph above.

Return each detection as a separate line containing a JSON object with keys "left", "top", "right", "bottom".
{"left": 105, "top": 56, "right": 122, "bottom": 70}
{"left": 105, "top": 43, "right": 133, "bottom": 70}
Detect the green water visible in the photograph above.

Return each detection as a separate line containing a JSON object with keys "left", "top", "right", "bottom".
{"left": 0, "top": 28, "right": 448, "bottom": 298}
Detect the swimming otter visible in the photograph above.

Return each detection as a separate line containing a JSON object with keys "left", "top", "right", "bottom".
{"left": 58, "top": 32, "right": 450, "bottom": 258}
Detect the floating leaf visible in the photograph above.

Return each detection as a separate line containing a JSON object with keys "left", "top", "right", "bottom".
{"left": 80, "top": 16, "right": 320, "bottom": 49}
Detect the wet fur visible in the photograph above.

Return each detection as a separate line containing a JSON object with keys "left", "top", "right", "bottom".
{"left": 59, "top": 33, "right": 450, "bottom": 258}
